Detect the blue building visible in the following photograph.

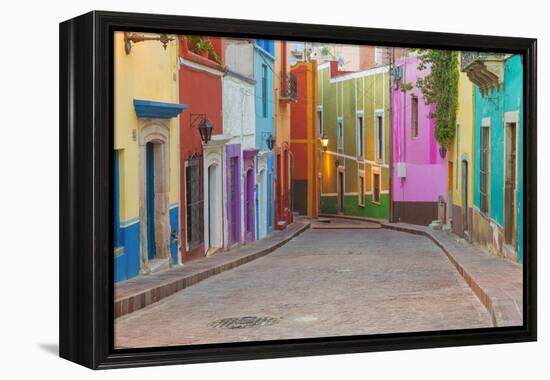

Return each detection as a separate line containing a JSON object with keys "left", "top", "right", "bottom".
{"left": 465, "top": 53, "right": 523, "bottom": 262}
{"left": 253, "top": 39, "right": 276, "bottom": 239}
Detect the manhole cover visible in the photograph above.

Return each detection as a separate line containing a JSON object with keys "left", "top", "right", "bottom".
{"left": 209, "top": 316, "right": 279, "bottom": 329}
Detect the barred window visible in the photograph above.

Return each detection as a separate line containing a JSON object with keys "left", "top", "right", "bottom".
{"left": 186, "top": 157, "right": 204, "bottom": 250}
{"left": 411, "top": 95, "right": 418, "bottom": 138}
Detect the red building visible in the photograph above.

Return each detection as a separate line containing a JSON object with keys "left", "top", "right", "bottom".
{"left": 179, "top": 36, "right": 224, "bottom": 263}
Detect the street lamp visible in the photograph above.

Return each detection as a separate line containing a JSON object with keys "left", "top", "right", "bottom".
{"left": 266, "top": 134, "right": 275, "bottom": 150}
{"left": 190, "top": 113, "right": 213, "bottom": 144}
{"left": 320, "top": 133, "right": 329, "bottom": 152}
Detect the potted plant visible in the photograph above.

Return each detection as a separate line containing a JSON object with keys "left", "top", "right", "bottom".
{"left": 194, "top": 39, "right": 213, "bottom": 58}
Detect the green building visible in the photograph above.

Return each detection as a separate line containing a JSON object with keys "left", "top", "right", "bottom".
{"left": 317, "top": 61, "right": 391, "bottom": 219}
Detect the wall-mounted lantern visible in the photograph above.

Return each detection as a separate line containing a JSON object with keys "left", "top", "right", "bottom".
{"left": 124, "top": 32, "right": 174, "bottom": 55}
{"left": 190, "top": 113, "right": 213, "bottom": 144}
{"left": 439, "top": 145, "right": 447, "bottom": 159}
{"left": 266, "top": 134, "right": 275, "bottom": 151}
{"left": 320, "top": 133, "right": 329, "bottom": 152}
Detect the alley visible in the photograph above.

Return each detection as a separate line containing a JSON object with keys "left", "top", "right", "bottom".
{"left": 115, "top": 224, "right": 491, "bottom": 348}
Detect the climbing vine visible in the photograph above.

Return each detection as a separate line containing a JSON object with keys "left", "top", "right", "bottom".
{"left": 412, "top": 49, "right": 459, "bottom": 148}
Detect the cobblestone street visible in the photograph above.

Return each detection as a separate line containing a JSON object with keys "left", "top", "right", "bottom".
{"left": 115, "top": 226, "right": 492, "bottom": 348}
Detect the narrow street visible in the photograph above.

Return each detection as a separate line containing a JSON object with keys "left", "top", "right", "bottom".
{"left": 115, "top": 224, "right": 491, "bottom": 348}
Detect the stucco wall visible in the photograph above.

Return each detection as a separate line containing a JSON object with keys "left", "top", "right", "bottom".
{"left": 222, "top": 75, "right": 256, "bottom": 149}
{"left": 391, "top": 56, "right": 446, "bottom": 203}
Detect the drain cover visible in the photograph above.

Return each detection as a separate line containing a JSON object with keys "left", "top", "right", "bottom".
{"left": 209, "top": 316, "right": 279, "bottom": 329}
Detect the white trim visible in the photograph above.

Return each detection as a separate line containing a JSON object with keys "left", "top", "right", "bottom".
{"left": 317, "top": 105, "right": 324, "bottom": 136}
{"left": 317, "top": 61, "right": 330, "bottom": 70}
{"left": 179, "top": 57, "right": 225, "bottom": 77}
{"left": 330, "top": 65, "right": 390, "bottom": 83}
{"left": 504, "top": 110, "right": 520, "bottom": 124}
{"left": 120, "top": 217, "right": 140, "bottom": 228}
{"left": 356, "top": 111, "right": 365, "bottom": 158}
{"left": 321, "top": 190, "right": 389, "bottom": 197}
{"left": 325, "top": 150, "right": 390, "bottom": 168}
{"left": 482, "top": 117, "right": 491, "bottom": 127}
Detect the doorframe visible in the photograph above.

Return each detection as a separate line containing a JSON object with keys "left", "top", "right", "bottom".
{"left": 203, "top": 135, "right": 231, "bottom": 253}
{"left": 503, "top": 111, "right": 520, "bottom": 248}
{"left": 138, "top": 119, "right": 171, "bottom": 274}
{"left": 337, "top": 164, "right": 345, "bottom": 214}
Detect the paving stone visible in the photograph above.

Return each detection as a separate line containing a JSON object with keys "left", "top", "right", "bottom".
{"left": 115, "top": 228, "right": 492, "bottom": 348}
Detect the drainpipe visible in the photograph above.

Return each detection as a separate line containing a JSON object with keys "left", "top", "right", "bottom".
{"left": 388, "top": 48, "right": 394, "bottom": 223}
{"left": 289, "top": 149, "right": 295, "bottom": 220}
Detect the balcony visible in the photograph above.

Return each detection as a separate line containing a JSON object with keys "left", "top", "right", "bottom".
{"left": 279, "top": 72, "right": 297, "bottom": 103}
{"left": 461, "top": 52, "right": 507, "bottom": 93}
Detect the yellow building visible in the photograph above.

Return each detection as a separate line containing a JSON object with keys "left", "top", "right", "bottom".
{"left": 446, "top": 53, "right": 475, "bottom": 239}
{"left": 114, "top": 32, "right": 186, "bottom": 282}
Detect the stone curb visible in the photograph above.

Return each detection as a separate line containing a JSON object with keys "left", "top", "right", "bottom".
{"left": 115, "top": 221, "right": 310, "bottom": 319}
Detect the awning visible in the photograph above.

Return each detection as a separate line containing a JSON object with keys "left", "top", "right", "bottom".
{"left": 133, "top": 99, "right": 188, "bottom": 119}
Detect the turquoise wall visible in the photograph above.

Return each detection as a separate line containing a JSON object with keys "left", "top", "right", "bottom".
{"left": 254, "top": 40, "right": 275, "bottom": 150}
{"left": 473, "top": 54, "right": 523, "bottom": 261}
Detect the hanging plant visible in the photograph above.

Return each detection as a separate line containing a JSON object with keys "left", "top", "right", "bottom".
{"left": 411, "top": 49, "right": 459, "bottom": 148}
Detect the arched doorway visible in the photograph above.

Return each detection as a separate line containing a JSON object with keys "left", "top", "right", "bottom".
{"left": 206, "top": 162, "right": 222, "bottom": 253}
{"left": 139, "top": 120, "right": 171, "bottom": 274}
{"left": 257, "top": 168, "right": 267, "bottom": 239}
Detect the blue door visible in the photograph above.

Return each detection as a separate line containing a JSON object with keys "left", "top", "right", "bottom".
{"left": 146, "top": 143, "right": 156, "bottom": 260}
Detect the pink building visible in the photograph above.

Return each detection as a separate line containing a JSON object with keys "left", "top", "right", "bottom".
{"left": 391, "top": 56, "right": 447, "bottom": 225}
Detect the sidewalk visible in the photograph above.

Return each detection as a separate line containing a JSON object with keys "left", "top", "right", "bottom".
{"left": 115, "top": 219, "right": 310, "bottom": 318}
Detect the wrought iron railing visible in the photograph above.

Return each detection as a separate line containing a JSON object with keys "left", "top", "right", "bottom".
{"left": 280, "top": 72, "right": 297, "bottom": 102}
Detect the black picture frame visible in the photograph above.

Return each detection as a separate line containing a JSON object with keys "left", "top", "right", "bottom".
{"left": 59, "top": 10, "right": 537, "bottom": 369}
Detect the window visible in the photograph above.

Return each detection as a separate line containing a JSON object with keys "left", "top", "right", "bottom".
{"left": 375, "top": 112, "right": 384, "bottom": 161}
{"left": 358, "top": 175, "right": 365, "bottom": 206}
{"left": 480, "top": 125, "right": 490, "bottom": 214}
{"left": 317, "top": 107, "right": 323, "bottom": 136}
{"left": 374, "top": 47, "right": 384, "bottom": 65}
{"left": 411, "top": 95, "right": 418, "bottom": 138}
{"left": 186, "top": 157, "right": 204, "bottom": 250}
{"left": 373, "top": 173, "right": 381, "bottom": 204}
{"left": 261, "top": 64, "right": 268, "bottom": 118}
{"left": 337, "top": 117, "right": 343, "bottom": 148}
{"left": 356, "top": 114, "right": 364, "bottom": 158}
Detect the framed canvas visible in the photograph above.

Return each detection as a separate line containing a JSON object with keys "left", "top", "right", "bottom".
{"left": 59, "top": 10, "right": 537, "bottom": 369}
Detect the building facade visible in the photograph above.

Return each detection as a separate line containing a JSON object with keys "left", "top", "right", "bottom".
{"left": 318, "top": 60, "right": 391, "bottom": 219}
{"left": 274, "top": 40, "right": 294, "bottom": 229}
{"left": 391, "top": 56, "right": 447, "bottom": 225}
{"left": 290, "top": 61, "right": 319, "bottom": 218}
{"left": 223, "top": 38, "right": 257, "bottom": 247}
{"left": 446, "top": 53, "right": 476, "bottom": 239}
{"left": 179, "top": 36, "right": 225, "bottom": 262}
{"left": 114, "top": 32, "right": 186, "bottom": 282}
{"left": 254, "top": 39, "right": 276, "bottom": 238}
{"left": 465, "top": 54, "right": 523, "bottom": 262}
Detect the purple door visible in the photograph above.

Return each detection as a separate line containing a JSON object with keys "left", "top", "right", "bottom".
{"left": 245, "top": 169, "right": 255, "bottom": 241}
